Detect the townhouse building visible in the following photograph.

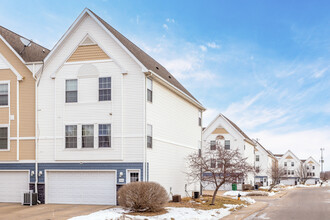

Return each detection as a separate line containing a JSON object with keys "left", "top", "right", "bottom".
{"left": 0, "top": 26, "right": 49, "bottom": 202}
{"left": 33, "top": 9, "right": 204, "bottom": 205}
{"left": 202, "top": 114, "right": 256, "bottom": 190}
{"left": 301, "top": 157, "right": 320, "bottom": 185}
{"left": 275, "top": 150, "right": 302, "bottom": 185}
{"left": 253, "top": 139, "right": 277, "bottom": 186}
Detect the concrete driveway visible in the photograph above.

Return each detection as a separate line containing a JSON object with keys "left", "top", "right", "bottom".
{"left": 0, "top": 203, "right": 112, "bottom": 220}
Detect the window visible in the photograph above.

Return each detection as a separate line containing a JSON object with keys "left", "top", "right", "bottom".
{"left": 291, "top": 170, "right": 294, "bottom": 175}
{"left": 65, "top": 125, "right": 77, "bottom": 148}
{"left": 129, "top": 172, "right": 139, "bottom": 182}
{"left": 217, "top": 160, "right": 222, "bottom": 168}
{"left": 256, "top": 155, "right": 260, "bottom": 162}
{"left": 82, "top": 125, "right": 94, "bottom": 148}
{"left": 313, "top": 172, "right": 315, "bottom": 176}
{"left": 66, "top": 79, "right": 77, "bottom": 103}
{"left": 147, "top": 78, "right": 152, "bottom": 102}
{"left": 291, "top": 162, "right": 294, "bottom": 167}
{"left": 256, "top": 166, "right": 260, "bottom": 173}
{"left": 99, "top": 77, "right": 111, "bottom": 101}
{"left": 284, "top": 162, "right": 287, "bottom": 166}
{"left": 284, "top": 170, "right": 287, "bottom": 175}
{"left": 313, "top": 166, "right": 315, "bottom": 170}
{"left": 0, "top": 127, "right": 8, "bottom": 150}
{"left": 307, "top": 166, "right": 309, "bottom": 170}
{"left": 198, "top": 111, "right": 202, "bottom": 126}
{"left": 147, "top": 124, "right": 152, "bottom": 148}
{"left": 0, "top": 84, "right": 8, "bottom": 106}
{"left": 210, "top": 159, "right": 216, "bottom": 168}
{"left": 99, "top": 124, "right": 111, "bottom": 147}
{"left": 210, "top": 141, "right": 216, "bottom": 150}
{"left": 225, "top": 140, "right": 230, "bottom": 149}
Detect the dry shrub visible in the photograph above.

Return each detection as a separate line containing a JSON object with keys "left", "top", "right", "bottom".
{"left": 118, "top": 182, "right": 169, "bottom": 212}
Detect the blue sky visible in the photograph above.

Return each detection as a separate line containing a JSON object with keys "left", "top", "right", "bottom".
{"left": 1, "top": 0, "right": 329, "bottom": 169}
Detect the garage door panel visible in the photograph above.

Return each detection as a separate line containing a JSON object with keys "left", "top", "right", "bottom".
{"left": 0, "top": 171, "right": 29, "bottom": 203}
{"left": 47, "top": 171, "right": 116, "bottom": 205}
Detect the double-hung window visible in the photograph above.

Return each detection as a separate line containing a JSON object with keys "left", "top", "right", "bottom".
{"left": 256, "top": 155, "right": 260, "bottom": 162}
{"left": 312, "top": 166, "right": 315, "bottom": 170}
{"left": 291, "top": 162, "right": 294, "bottom": 167}
{"left": 147, "top": 78, "right": 152, "bottom": 102}
{"left": 147, "top": 124, "right": 153, "bottom": 148}
{"left": 225, "top": 140, "right": 230, "bottom": 149}
{"left": 210, "top": 141, "right": 216, "bottom": 150}
{"left": 0, "top": 127, "right": 8, "bottom": 150}
{"left": 99, "top": 77, "right": 111, "bottom": 101}
{"left": 0, "top": 83, "right": 8, "bottom": 106}
{"left": 82, "top": 125, "right": 94, "bottom": 148}
{"left": 99, "top": 124, "right": 111, "bottom": 148}
{"left": 198, "top": 111, "right": 202, "bottom": 126}
{"left": 210, "top": 159, "right": 216, "bottom": 168}
{"left": 65, "top": 125, "right": 77, "bottom": 148}
{"left": 284, "top": 162, "right": 287, "bottom": 167}
{"left": 66, "top": 79, "right": 77, "bottom": 103}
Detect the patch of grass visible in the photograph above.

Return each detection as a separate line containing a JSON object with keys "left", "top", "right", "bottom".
{"left": 167, "top": 195, "right": 247, "bottom": 210}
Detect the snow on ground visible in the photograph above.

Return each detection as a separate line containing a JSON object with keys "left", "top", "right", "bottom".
{"left": 223, "top": 191, "right": 248, "bottom": 196}
{"left": 240, "top": 197, "right": 256, "bottom": 204}
{"left": 69, "top": 205, "right": 245, "bottom": 220}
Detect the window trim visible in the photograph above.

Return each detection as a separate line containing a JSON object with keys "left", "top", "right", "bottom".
{"left": 98, "top": 77, "right": 111, "bottom": 102}
{"left": 65, "top": 124, "right": 78, "bottom": 149}
{"left": 291, "top": 162, "right": 294, "bottom": 167}
{"left": 0, "top": 81, "right": 10, "bottom": 108}
{"left": 98, "top": 124, "right": 111, "bottom": 148}
{"left": 224, "top": 140, "right": 230, "bottom": 150}
{"left": 210, "top": 140, "right": 216, "bottom": 150}
{"left": 147, "top": 124, "right": 153, "bottom": 148}
{"left": 256, "top": 155, "right": 260, "bottom": 162}
{"left": 82, "top": 124, "right": 94, "bottom": 148}
{"left": 0, "top": 125, "right": 9, "bottom": 151}
{"left": 126, "top": 169, "right": 141, "bottom": 183}
{"left": 65, "top": 79, "right": 78, "bottom": 103}
{"left": 146, "top": 77, "right": 153, "bottom": 103}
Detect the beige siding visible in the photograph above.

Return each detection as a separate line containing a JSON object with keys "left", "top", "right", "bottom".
{"left": 67, "top": 45, "right": 110, "bottom": 62}
{"left": 0, "top": 108, "right": 9, "bottom": 124}
{"left": 19, "top": 140, "right": 35, "bottom": 160}
{"left": 0, "top": 141, "right": 17, "bottom": 160}
{"left": 0, "top": 39, "right": 35, "bottom": 161}
{"left": 211, "top": 127, "right": 229, "bottom": 134}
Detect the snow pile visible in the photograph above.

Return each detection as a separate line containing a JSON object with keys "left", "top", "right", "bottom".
{"left": 259, "top": 186, "right": 270, "bottom": 190}
{"left": 223, "top": 191, "right": 248, "bottom": 197}
{"left": 267, "top": 191, "right": 276, "bottom": 196}
{"left": 69, "top": 206, "right": 240, "bottom": 220}
{"left": 240, "top": 197, "right": 256, "bottom": 204}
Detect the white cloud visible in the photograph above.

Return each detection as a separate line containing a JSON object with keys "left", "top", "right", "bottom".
{"left": 202, "top": 108, "right": 220, "bottom": 127}
{"left": 162, "top": 24, "right": 168, "bottom": 30}
{"left": 207, "top": 42, "right": 221, "bottom": 49}
{"left": 199, "top": 45, "right": 207, "bottom": 52}
{"left": 166, "top": 18, "right": 175, "bottom": 23}
{"left": 313, "top": 67, "right": 328, "bottom": 78}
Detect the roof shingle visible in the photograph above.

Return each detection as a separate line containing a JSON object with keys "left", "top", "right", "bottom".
{"left": 0, "top": 25, "right": 50, "bottom": 62}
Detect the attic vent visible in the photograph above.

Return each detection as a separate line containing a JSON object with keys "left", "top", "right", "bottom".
{"left": 168, "top": 76, "right": 171, "bottom": 79}
{"left": 80, "top": 36, "right": 96, "bottom": 46}
{"left": 156, "top": 66, "right": 159, "bottom": 69}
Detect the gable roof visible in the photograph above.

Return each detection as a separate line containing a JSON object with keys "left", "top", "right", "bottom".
{"left": 253, "top": 139, "right": 276, "bottom": 159}
{"left": 221, "top": 114, "right": 255, "bottom": 145}
{"left": 0, "top": 25, "right": 50, "bottom": 62}
{"left": 88, "top": 9, "right": 199, "bottom": 104}
{"left": 281, "top": 150, "right": 301, "bottom": 163}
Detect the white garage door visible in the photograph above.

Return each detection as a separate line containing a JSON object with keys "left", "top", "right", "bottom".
{"left": 46, "top": 171, "right": 116, "bottom": 205}
{"left": 280, "top": 179, "right": 295, "bottom": 185}
{"left": 0, "top": 171, "right": 29, "bottom": 203}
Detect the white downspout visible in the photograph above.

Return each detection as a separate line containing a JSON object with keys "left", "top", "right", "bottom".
{"left": 16, "top": 80, "right": 19, "bottom": 161}
{"left": 33, "top": 63, "right": 38, "bottom": 194}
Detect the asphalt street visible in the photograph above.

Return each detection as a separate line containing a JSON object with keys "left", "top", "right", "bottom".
{"left": 246, "top": 186, "right": 330, "bottom": 220}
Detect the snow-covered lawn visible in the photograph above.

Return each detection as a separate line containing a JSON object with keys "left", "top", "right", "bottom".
{"left": 69, "top": 205, "right": 245, "bottom": 220}
{"left": 223, "top": 190, "right": 275, "bottom": 197}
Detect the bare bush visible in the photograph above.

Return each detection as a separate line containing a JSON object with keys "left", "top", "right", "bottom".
{"left": 118, "top": 182, "right": 169, "bottom": 212}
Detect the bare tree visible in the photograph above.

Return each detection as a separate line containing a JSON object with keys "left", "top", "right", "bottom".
{"left": 187, "top": 142, "right": 254, "bottom": 205}
{"left": 296, "top": 164, "right": 309, "bottom": 185}
{"left": 267, "top": 162, "right": 286, "bottom": 191}
{"left": 320, "top": 171, "right": 330, "bottom": 181}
